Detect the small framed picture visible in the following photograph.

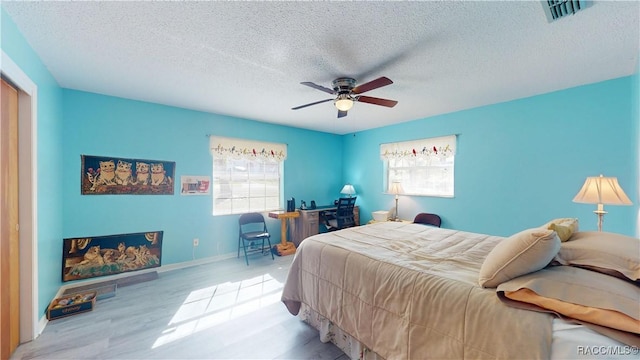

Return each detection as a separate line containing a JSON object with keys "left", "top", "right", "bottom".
{"left": 180, "top": 176, "right": 211, "bottom": 195}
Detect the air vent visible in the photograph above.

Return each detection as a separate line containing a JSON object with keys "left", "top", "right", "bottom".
{"left": 542, "top": 0, "right": 591, "bottom": 22}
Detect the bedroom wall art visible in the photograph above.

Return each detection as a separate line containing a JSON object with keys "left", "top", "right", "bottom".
{"left": 180, "top": 175, "right": 211, "bottom": 195}
{"left": 62, "top": 231, "right": 163, "bottom": 282}
{"left": 81, "top": 155, "right": 175, "bottom": 195}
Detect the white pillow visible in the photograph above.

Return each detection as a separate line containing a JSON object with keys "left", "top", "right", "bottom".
{"left": 479, "top": 228, "right": 561, "bottom": 288}
{"left": 554, "top": 231, "right": 640, "bottom": 282}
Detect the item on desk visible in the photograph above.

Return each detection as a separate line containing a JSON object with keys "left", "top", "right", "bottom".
{"left": 334, "top": 199, "right": 339, "bottom": 205}
{"left": 310, "top": 200, "right": 316, "bottom": 209}
{"left": 300, "top": 200, "right": 307, "bottom": 210}
{"left": 287, "top": 198, "right": 296, "bottom": 212}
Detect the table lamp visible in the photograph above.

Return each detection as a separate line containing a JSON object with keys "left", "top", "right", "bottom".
{"left": 389, "top": 181, "right": 404, "bottom": 221}
{"left": 341, "top": 184, "right": 356, "bottom": 198}
{"left": 572, "top": 174, "right": 632, "bottom": 231}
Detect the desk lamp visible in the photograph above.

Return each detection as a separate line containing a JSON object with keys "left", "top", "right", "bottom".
{"left": 572, "top": 174, "right": 632, "bottom": 231}
{"left": 341, "top": 184, "right": 356, "bottom": 198}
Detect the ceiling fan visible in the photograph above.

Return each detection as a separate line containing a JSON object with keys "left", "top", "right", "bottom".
{"left": 292, "top": 77, "right": 398, "bottom": 118}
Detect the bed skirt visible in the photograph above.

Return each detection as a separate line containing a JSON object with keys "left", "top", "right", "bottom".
{"left": 299, "top": 303, "right": 383, "bottom": 360}
{"left": 300, "top": 301, "right": 634, "bottom": 360}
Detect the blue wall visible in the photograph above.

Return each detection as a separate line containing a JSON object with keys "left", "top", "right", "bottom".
{"left": 345, "top": 77, "right": 639, "bottom": 237}
{"left": 61, "top": 90, "right": 343, "bottom": 265}
{"left": 1, "top": 8, "right": 65, "bottom": 318}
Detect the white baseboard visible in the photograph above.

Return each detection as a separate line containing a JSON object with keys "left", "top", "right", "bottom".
{"left": 158, "top": 252, "right": 237, "bottom": 273}
{"left": 56, "top": 252, "right": 236, "bottom": 294}
{"left": 36, "top": 315, "right": 47, "bottom": 338}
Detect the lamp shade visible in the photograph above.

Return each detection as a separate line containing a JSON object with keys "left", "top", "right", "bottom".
{"left": 573, "top": 175, "right": 632, "bottom": 205}
{"left": 389, "top": 181, "right": 404, "bottom": 195}
{"left": 340, "top": 184, "right": 356, "bottom": 196}
{"left": 335, "top": 96, "right": 354, "bottom": 111}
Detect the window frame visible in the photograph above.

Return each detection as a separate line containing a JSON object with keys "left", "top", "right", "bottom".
{"left": 210, "top": 136, "right": 286, "bottom": 216}
{"left": 381, "top": 135, "right": 456, "bottom": 198}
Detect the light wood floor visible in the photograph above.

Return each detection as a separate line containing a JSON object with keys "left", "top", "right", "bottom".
{"left": 11, "top": 253, "right": 347, "bottom": 360}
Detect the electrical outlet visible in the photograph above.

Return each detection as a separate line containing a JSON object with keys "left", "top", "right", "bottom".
{"left": 193, "top": 238, "right": 199, "bottom": 247}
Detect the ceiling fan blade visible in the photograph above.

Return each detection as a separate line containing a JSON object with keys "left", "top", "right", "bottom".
{"left": 352, "top": 76, "right": 393, "bottom": 94}
{"left": 291, "top": 98, "right": 333, "bottom": 110}
{"left": 337, "top": 110, "right": 348, "bottom": 118}
{"left": 356, "top": 95, "right": 398, "bottom": 108}
{"left": 300, "top": 82, "right": 336, "bottom": 94}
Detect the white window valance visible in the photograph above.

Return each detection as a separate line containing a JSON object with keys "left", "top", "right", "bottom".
{"left": 380, "top": 134, "right": 456, "bottom": 160}
{"left": 209, "top": 136, "right": 287, "bottom": 162}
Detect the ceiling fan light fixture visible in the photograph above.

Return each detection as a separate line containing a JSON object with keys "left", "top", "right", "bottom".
{"left": 335, "top": 94, "right": 354, "bottom": 111}
{"left": 294, "top": 76, "right": 396, "bottom": 117}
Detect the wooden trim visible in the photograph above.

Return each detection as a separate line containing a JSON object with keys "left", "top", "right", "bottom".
{"left": 1, "top": 50, "right": 39, "bottom": 343}
{"left": 1, "top": 77, "right": 20, "bottom": 359}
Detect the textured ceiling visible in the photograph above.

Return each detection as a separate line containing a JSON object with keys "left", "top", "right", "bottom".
{"left": 3, "top": 1, "right": 639, "bottom": 134}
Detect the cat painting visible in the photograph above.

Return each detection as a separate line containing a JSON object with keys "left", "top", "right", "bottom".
{"left": 150, "top": 163, "right": 171, "bottom": 186}
{"left": 83, "top": 156, "right": 174, "bottom": 194}
{"left": 102, "top": 249, "right": 116, "bottom": 264}
{"left": 88, "top": 160, "right": 117, "bottom": 191}
{"left": 116, "top": 242, "right": 127, "bottom": 261}
{"left": 115, "top": 160, "right": 134, "bottom": 185}
{"left": 134, "top": 245, "right": 151, "bottom": 266}
{"left": 78, "top": 245, "right": 104, "bottom": 266}
{"left": 135, "top": 162, "right": 150, "bottom": 185}
{"left": 96, "top": 160, "right": 116, "bottom": 185}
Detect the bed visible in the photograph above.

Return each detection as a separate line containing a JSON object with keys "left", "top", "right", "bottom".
{"left": 281, "top": 221, "right": 639, "bottom": 359}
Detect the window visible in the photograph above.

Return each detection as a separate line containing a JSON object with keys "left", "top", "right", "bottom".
{"left": 210, "top": 136, "right": 286, "bottom": 215}
{"left": 380, "top": 135, "right": 456, "bottom": 197}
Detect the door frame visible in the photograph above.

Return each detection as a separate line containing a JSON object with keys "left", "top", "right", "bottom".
{"left": 1, "top": 50, "right": 39, "bottom": 341}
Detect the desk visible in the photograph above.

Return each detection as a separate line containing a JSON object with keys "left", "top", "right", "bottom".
{"left": 293, "top": 206, "right": 359, "bottom": 245}
{"left": 268, "top": 211, "right": 299, "bottom": 256}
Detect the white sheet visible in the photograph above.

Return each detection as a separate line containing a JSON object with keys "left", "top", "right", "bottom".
{"left": 551, "top": 318, "right": 639, "bottom": 359}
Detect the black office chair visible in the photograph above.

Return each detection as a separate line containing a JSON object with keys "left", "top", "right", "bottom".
{"left": 238, "top": 213, "right": 274, "bottom": 265}
{"left": 413, "top": 213, "right": 442, "bottom": 228}
{"left": 322, "top": 197, "right": 357, "bottom": 231}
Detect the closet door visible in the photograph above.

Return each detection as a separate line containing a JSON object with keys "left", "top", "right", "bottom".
{"left": 1, "top": 77, "right": 21, "bottom": 359}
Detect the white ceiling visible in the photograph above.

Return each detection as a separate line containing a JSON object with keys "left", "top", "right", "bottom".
{"left": 3, "top": 1, "right": 639, "bottom": 135}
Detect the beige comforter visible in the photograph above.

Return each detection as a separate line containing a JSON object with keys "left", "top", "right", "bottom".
{"left": 282, "top": 222, "right": 553, "bottom": 359}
